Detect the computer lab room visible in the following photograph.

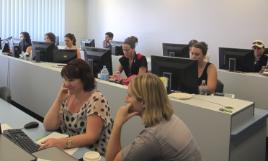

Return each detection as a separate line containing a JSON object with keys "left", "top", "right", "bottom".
{"left": 1, "top": 0, "right": 268, "bottom": 161}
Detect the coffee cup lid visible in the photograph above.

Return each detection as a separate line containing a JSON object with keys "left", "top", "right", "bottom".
{"left": 83, "top": 151, "right": 101, "bottom": 161}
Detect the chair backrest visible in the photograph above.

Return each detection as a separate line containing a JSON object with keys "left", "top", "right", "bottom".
{"left": 215, "top": 79, "right": 224, "bottom": 93}
{"left": 0, "top": 87, "right": 11, "bottom": 103}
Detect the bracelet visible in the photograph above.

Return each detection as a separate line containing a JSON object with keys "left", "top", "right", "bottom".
{"left": 65, "top": 137, "right": 73, "bottom": 149}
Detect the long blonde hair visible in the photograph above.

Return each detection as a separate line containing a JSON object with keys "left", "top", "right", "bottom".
{"left": 129, "top": 73, "right": 174, "bottom": 127}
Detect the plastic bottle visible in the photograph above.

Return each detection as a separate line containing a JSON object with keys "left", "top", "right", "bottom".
{"left": 199, "top": 80, "right": 207, "bottom": 95}
{"left": 100, "top": 66, "right": 109, "bottom": 80}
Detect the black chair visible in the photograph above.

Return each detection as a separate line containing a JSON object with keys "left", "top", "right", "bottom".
{"left": 0, "top": 87, "right": 11, "bottom": 103}
{"left": 215, "top": 80, "right": 224, "bottom": 93}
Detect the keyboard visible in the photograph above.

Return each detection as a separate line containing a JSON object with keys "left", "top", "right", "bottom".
{"left": 3, "top": 129, "right": 40, "bottom": 153}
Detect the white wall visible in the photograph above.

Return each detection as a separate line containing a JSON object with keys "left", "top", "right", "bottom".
{"left": 86, "top": 0, "right": 268, "bottom": 66}
{"left": 65, "top": 0, "right": 88, "bottom": 46}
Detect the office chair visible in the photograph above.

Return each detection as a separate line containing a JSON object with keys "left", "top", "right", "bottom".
{"left": 215, "top": 79, "right": 224, "bottom": 93}
{"left": 0, "top": 86, "right": 11, "bottom": 103}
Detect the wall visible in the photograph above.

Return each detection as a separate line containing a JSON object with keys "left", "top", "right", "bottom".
{"left": 65, "top": 0, "right": 88, "bottom": 46}
{"left": 86, "top": 0, "right": 268, "bottom": 66}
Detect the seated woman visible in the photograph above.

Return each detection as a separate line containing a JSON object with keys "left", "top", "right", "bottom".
{"left": 106, "top": 73, "right": 202, "bottom": 161}
{"left": 250, "top": 40, "right": 268, "bottom": 72}
{"left": 114, "top": 36, "right": 147, "bottom": 78}
{"left": 64, "top": 33, "right": 81, "bottom": 58}
{"left": 42, "top": 59, "right": 112, "bottom": 155}
{"left": 190, "top": 42, "right": 217, "bottom": 94}
{"left": 19, "top": 32, "right": 32, "bottom": 54}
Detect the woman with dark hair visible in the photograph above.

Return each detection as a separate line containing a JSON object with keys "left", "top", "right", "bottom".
{"left": 114, "top": 36, "right": 147, "bottom": 78}
{"left": 19, "top": 31, "right": 32, "bottom": 54}
{"left": 64, "top": 33, "right": 81, "bottom": 58}
{"left": 44, "top": 32, "right": 56, "bottom": 44}
{"left": 42, "top": 59, "right": 112, "bottom": 155}
{"left": 190, "top": 41, "right": 217, "bottom": 94}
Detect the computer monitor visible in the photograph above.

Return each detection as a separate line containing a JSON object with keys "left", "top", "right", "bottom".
{"left": 53, "top": 49, "right": 77, "bottom": 63}
{"left": 9, "top": 38, "right": 21, "bottom": 58}
{"left": 80, "top": 39, "right": 95, "bottom": 49}
{"left": 151, "top": 55, "right": 198, "bottom": 94}
{"left": 32, "top": 41, "right": 57, "bottom": 62}
{"left": 162, "top": 43, "right": 189, "bottom": 58}
{"left": 219, "top": 47, "right": 252, "bottom": 72}
{"left": 110, "top": 41, "right": 123, "bottom": 56}
{"left": 83, "top": 47, "right": 112, "bottom": 77}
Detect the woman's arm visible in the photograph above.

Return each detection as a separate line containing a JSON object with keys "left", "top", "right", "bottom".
{"left": 138, "top": 66, "right": 147, "bottom": 75}
{"left": 206, "top": 63, "right": 217, "bottom": 93}
{"left": 40, "top": 114, "right": 104, "bottom": 149}
{"left": 76, "top": 49, "right": 81, "bottom": 58}
{"left": 106, "top": 104, "right": 138, "bottom": 161}
{"left": 43, "top": 85, "right": 68, "bottom": 130}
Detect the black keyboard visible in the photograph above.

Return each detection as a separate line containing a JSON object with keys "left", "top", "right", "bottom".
{"left": 3, "top": 129, "right": 40, "bottom": 153}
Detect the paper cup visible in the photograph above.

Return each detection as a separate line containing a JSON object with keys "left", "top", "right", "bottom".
{"left": 83, "top": 151, "right": 101, "bottom": 161}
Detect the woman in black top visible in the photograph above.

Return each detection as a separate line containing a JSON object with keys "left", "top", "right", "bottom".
{"left": 190, "top": 42, "right": 217, "bottom": 94}
{"left": 116, "top": 36, "right": 147, "bottom": 77}
{"left": 19, "top": 32, "right": 32, "bottom": 53}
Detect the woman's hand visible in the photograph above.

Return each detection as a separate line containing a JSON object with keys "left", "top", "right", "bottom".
{"left": 39, "top": 138, "right": 66, "bottom": 150}
{"left": 56, "top": 84, "right": 69, "bottom": 103}
{"left": 114, "top": 103, "right": 139, "bottom": 128}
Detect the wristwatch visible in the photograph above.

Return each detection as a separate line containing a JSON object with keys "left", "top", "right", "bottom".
{"left": 65, "top": 137, "right": 73, "bottom": 149}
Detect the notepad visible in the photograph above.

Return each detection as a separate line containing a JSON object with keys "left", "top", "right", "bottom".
{"left": 37, "top": 132, "right": 78, "bottom": 155}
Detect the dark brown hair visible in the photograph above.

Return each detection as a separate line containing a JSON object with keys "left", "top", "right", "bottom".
{"left": 64, "top": 33, "right": 76, "bottom": 45}
{"left": 45, "top": 32, "right": 56, "bottom": 44}
{"left": 61, "top": 59, "right": 95, "bottom": 91}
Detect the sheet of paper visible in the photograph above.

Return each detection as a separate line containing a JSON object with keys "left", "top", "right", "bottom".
{"left": 37, "top": 132, "right": 78, "bottom": 155}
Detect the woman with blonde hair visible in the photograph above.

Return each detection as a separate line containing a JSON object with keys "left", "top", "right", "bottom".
{"left": 106, "top": 73, "right": 202, "bottom": 161}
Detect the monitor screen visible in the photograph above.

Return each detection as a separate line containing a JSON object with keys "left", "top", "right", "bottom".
{"left": 53, "top": 49, "right": 77, "bottom": 63}
{"left": 162, "top": 43, "right": 189, "bottom": 58}
{"left": 32, "top": 41, "right": 57, "bottom": 62}
{"left": 9, "top": 38, "right": 21, "bottom": 58}
{"left": 219, "top": 47, "right": 252, "bottom": 72}
{"left": 151, "top": 55, "right": 198, "bottom": 94}
{"left": 80, "top": 39, "right": 95, "bottom": 49}
{"left": 110, "top": 41, "right": 123, "bottom": 56}
{"left": 83, "top": 47, "right": 112, "bottom": 77}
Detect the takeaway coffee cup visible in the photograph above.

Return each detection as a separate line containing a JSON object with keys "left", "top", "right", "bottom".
{"left": 83, "top": 151, "right": 101, "bottom": 161}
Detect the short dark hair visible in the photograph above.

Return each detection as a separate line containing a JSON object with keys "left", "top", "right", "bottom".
{"left": 192, "top": 41, "right": 208, "bottom": 56}
{"left": 105, "top": 32, "right": 114, "bottom": 39}
{"left": 45, "top": 32, "right": 56, "bottom": 44}
{"left": 65, "top": 33, "right": 76, "bottom": 45}
{"left": 61, "top": 59, "right": 95, "bottom": 91}
{"left": 123, "top": 36, "right": 138, "bottom": 49}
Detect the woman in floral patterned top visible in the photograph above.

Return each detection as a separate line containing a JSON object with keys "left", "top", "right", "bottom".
{"left": 42, "top": 59, "right": 112, "bottom": 155}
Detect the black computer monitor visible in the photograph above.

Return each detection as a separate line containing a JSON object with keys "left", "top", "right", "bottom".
{"left": 80, "top": 39, "right": 95, "bottom": 49}
{"left": 110, "top": 41, "right": 123, "bottom": 56}
{"left": 9, "top": 38, "right": 21, "bottom": 58}
{"left": 32, "top": 41, "right": 57, "bottom": 62}
{"left": 219, "top": 47, "right": 252, "bottom": 72}
{"left": 83, "top": 47, "right": 112, "bottom": 77}
{"left": 151, "top": 55, "right": 198, "bottom": 94}
{"left": 53, "top": 49, "right": 77, "bottom": 63}
{"left": 162, "top": 43, "right": 189, "bottom": 58}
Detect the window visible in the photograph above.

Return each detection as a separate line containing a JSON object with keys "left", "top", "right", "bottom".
{"left": 0, "top": 0, "right": 65, "bottom": 41}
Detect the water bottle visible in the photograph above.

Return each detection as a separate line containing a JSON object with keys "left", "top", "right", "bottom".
{"left": 100, "top": 66, "right": 109, "bottom": 80}
{"left": 199, "top": 80, "right": 207, "bottom": 95}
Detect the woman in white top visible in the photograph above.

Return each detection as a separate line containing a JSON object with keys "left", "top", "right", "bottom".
{"left": 64, "top": 33, "right": 81, "bottom": 58}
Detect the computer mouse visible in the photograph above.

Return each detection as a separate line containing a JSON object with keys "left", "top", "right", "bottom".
{"left": 24, "top": 121, "right": 39, "bottom": 129}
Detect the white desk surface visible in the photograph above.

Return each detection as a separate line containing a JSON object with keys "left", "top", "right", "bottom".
{"left": 0, "top": 98, "right": 89, "bottom": 159}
